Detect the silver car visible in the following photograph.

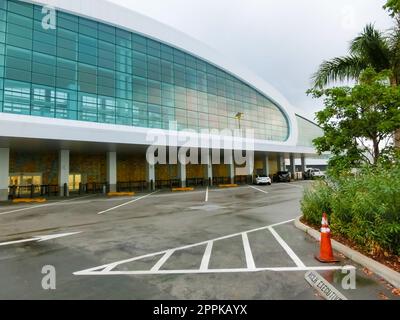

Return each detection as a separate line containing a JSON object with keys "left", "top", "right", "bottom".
{"left": 255, "top": 175, "right": 272, "bottom": 185}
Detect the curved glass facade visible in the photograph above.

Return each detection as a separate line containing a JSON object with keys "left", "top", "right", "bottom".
{"left": 0, "top": 0, "right": 289, "bottom": 141}
{"left": 296, "top": 115, "right": 323, "bottom": 147}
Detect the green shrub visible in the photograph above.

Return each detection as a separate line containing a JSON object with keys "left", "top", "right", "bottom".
{"left": 301, "top": 181, "right": 334, "bottom": 226}
{"left": 302, "top": 163, "right": 400, "bottom": 256}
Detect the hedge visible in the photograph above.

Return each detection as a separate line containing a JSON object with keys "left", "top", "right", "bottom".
{"left": 301, "top": 164, "right": 400, "bottom": 256}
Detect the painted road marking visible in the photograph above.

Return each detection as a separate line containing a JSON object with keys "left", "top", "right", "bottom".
{"left": 97, "top": 191, "right": 159, "bottom": 215}
{"left": 74, "top": 218, "right": 352, "bottom": 276}
{"left": 242, "top": 233, "right": 256, "bottom": 270}
{"left": 200, "top": 241, "right": 213, "bottom": 271}
{"left": 249, "top": 185, "right": 269, "bottom": 194}
{"left": 151, "top": 250, "right": 175, "bottom": 272}
{"left": 76, "top": 221, "right": 296, "bottom": 275}
{"left": 75, "top": 266, "right": 355, "bottom": 276}
{"left": 205, "top": 187, "right": 209, "bottom": 202}
{"left": 0, "top": 195, "right": 95, "bottom": 216}
{"left": 0, "top": 232, "right": 81, "bottom": 247}
{"left": 268, "top": 226, "right": 306, "bottom": 268}
{"left": 305, "top": 271, "right": 348, "bottom": 300}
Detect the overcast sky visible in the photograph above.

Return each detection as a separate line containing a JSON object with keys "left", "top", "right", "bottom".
{"left": 109, "top": 0, "right": 393, "bottom": 120}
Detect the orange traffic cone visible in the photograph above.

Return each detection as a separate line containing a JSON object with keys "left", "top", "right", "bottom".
{"left": 315, "top": 213, "right": 339, "bottom": 263}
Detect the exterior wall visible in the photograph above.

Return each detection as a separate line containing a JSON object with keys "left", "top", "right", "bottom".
{"left": 186, "top": 164, "right": 204, "bottom": 179}
{"left": 155, "top": 164, "right": 176, "bottom": 181}
{"left": 296, "top": 115, "right": 323, "bottom": 147}
{"left": 0, "top": 0, "right": 289, "bottom": 143}
{"left": 117, "top": 154, "right": 146, "bottom": 181}
{"left": 212, "top": 164, "right": 228, "bottom": 177}
{"left": 9, "top": 151, "right": 58, "bottom": 184}
{"left": 70, "top": 153, "right": 106, "bottom": 183}
{"left": 269, "top": 159, "right": 278, "bottom": 175}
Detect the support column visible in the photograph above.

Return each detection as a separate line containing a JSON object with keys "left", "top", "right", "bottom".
{"left": 263, "top": 154, "right": 270, "bottom": 177}
{"left": 290, "top": 154, "right": 296, "bottom": 180}
{"left": 276, "top": 154, "right": 283, "bottom": 171}
{"left": 107, "top": 151, "right": 117, "bottom": 193}
{"left": 58, "top": 149, "right": 69, "bottom": 197}
{"left": 226, "top": 151, "right": 235, "bottom": 184}
{"left": 146, "top": 162, "right": 155, "bottom": 191}
{"left": 178, "top": 161, "right": 187, "bottom": 188}
{"left": 203, "top": 150, "right": 213, "bottom": 186}
{"left": 0, "top": 148, "right": 9, "bottom": 201}
{"left": 301, "top": 155, "right": 306, "bottom": 180}
{"left": 246, "top": 152, "right": 254, "bottom": 184}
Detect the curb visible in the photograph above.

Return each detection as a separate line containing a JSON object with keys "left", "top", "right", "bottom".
{"left": 294, "top": 216, "right": 400, "bottom": 288}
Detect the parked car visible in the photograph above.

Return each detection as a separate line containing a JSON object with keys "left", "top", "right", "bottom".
{"left": 273, "top": 171, "right": 291, "bottom": 183}
{"left": 304, "top": 168, "right": 326, "bottom": 180}
{"left": 254, "top": 175, "right": 272, "bottom": 185}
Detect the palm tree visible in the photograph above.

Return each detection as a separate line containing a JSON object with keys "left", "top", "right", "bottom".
{"left": 312, "top": 24, "right": 400, "bottom": 147}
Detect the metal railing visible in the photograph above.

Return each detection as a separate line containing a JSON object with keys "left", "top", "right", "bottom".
{"left": 8, "top": 184, "right": 59, "bottom": 199}
{"left": 117, "top": 181, "right": 147, "bottom": 192}
{"left": 78, "top": 182, "right": 108, "bottom": 194}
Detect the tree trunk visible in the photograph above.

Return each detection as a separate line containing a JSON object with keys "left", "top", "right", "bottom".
{"left": 390, "top": 76, "right": 400, "bottom": 149}
{"left": 395, "top": 129, "right": 400, "bottom": 149}
{"left": 373, "top": 137, "right": 380, "bottom": 165}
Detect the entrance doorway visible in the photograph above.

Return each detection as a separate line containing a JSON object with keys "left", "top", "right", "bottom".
{"left": 9, "top": 173, "right": 42, "bottom": 187}
{"left": 69, "top": 174, "right": 82, "bottom": 191}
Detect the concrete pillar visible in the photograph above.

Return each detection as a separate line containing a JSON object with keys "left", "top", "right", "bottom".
{"left": 146, "top": 162, "right": 155, "bottom": 191}
{"left": 263, "top": 154, "right": 270, "bottom": 177}
{"left": 301, "top": 155, "right": 306, "bottom": 173}
{"left": 0, "top": 148, "right": 9, "bottom": 201}
{"left": 178, "top": 163, "right": 186, "bottom": 188}
{"left": 283, "top": 157, "right": 287, "bottom": 171}
{"left": 107, "top": 151, "right": 117, "bottom": 193}
{"left": 290, "top": 154, "right": 296, "bottom": 180}
{"left": 226, "top": 151, "right": 235, "bottom": 184}
{"left": 203, "top": 150, "right": 213, "bottom": 186}
{"left": 277, "top": 154, "right": 283, "bottom": 171}
{"left": 246, "top": 152, "right": 254, "bottom": 183}
{"left": 58, "top": 149, "right": 69, "bottom": 197}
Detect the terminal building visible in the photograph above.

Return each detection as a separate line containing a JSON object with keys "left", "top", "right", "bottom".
{"left": 0, "top": 0, "right": 325, "bottom": 201}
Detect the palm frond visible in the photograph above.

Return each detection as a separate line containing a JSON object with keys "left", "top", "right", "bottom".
{"left": 312, "top": 55, "right": 366, "bottom": 88}
{"left": 350, "top": 24, "right": 391, "bottom": 71}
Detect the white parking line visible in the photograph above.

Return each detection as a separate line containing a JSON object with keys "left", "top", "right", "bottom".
{"left": 205, "top": 187, "right": 209, "bottom": 202}
{"left": 74, "top": 218, "right": 301, "bottom": 275}
{"left": 248, "top": 185, "right": 269, "bottom": 194}
{"left": 151, "top": 250, "right": 174, "bottom": 272}
{"left": 0, "top": 232, "right": 81, "bottom": 247}
{"left": 0, "top": 195, "right": 95, "bottom": 216}
{"left": 268, "top": 226, "right": 306, "bottom": 268}
{"left": 97, "top": 191, "right": 159, "bottom": 215}
{"left": 200, "top": 241, "right": 213, "bottom": 271}
{"left": 75, "top": 266, "right": 354, "bottom": 276}
{"left": 242, "top": 233, "right": 256, "bottom": 270}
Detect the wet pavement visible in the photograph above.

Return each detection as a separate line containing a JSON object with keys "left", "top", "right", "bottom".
{"left": 0, "top": 181, "right": 398, "bottom": 300}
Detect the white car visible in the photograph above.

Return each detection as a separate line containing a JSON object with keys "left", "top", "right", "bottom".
{"left": 255, "top": 175, "right": 272, "bottom": 185}
{"left": 304, "top": 168, "right": 326, "bottom": 180}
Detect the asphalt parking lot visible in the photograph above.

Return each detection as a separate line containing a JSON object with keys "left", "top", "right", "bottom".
{"left": 0, "top": 181, "right": 398, "bottom": 300}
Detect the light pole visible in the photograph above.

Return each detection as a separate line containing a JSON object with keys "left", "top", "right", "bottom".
{"left": 235, "top": 112, "right": 244, "bottom": 130}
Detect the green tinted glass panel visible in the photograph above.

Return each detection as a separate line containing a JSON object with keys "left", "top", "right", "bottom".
{"left": 0, "top": 0, "right": 289, "bottom": 141}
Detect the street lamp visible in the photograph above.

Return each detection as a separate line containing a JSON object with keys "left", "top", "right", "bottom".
{"left": 235, "top": 112, "right": 244, "bottom": 130}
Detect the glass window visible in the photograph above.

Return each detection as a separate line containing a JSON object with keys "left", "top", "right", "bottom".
{"left": 0, "top": 0, "right": 290, "bottom": 141}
